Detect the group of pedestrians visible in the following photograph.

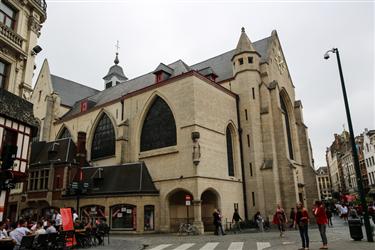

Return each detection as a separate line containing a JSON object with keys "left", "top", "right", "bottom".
{"left": 272, "top": 201, "right": 329, "bottom": 250}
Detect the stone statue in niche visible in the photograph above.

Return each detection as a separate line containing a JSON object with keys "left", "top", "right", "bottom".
{"left": 192, "top": 131, "right": 201, "bottom": 166}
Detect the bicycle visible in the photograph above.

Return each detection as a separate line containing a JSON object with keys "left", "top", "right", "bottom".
{"left": 178, "top": 223, "right": 199, "bottom": 235}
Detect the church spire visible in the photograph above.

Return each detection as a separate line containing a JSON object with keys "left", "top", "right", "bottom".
{"left": 233, "top": 27, "right": 257, "bottom": 57}
{"left": 114, "top": 52, "right": 119, "bottom": 65}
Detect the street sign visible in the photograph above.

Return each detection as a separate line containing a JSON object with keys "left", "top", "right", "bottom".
{"left": 185, "top": 195, "right": 191, "bottom": 206}
{"left": 71, "top": 182, "right": 78, "bottom": 189}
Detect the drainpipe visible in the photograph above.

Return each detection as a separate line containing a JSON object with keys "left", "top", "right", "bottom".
{"left": 236, "top": 95, "right": 248, "bottom": 220}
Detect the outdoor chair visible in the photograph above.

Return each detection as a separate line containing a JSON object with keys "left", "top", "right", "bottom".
{"left": 47, "top": 233, "right": 58, "bottom": 250}
{"left": 19, "top": 235, "right": 36, "bottom": 250}
{"left": 34, "top": 233, "right": 49, "bottom": 250}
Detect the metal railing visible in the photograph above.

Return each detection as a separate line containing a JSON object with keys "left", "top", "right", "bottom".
{"left": 32, "top": 0, "right": 47, "bottom": 12}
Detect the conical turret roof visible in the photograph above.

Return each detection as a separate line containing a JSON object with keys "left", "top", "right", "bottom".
{"left": 233, "top": 27, "right": 258, "bottom": 59}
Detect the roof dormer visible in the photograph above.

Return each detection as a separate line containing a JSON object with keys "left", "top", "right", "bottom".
{"left": 198, "top": 67, "right": 218, "bottom": 82}
{"left": 153, "top": 63, "right": 173, "bottom": 83}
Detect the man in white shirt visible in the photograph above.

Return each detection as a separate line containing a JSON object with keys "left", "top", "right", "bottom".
{"left": 52, "top": 210, "right": 62, "bottom": 229}
{"left": 73, "top": 209, "right": 79, "bottom": 222}
{"left": 34, "top": 221, "right": 47, "bottom": 235}
{"left": 45, "top": 220, "right": 57, "bottom": 234}
{"left": 9, "top": 219, "right": 30, "bottom": 247}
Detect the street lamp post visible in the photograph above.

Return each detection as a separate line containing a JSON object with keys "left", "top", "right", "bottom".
{"left": 324, "top": 48, "right": 373, "bottom": 242}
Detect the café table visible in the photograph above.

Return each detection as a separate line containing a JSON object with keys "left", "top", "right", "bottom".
{"left": 0, "top": 238, "right": 15, "bottom": 250}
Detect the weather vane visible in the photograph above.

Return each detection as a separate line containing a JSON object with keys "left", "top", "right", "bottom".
{"left": 115, "top": 40, "right": 120, "bottom": 53}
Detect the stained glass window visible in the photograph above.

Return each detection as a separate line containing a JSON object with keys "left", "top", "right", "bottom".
{"left": 280, "top": 95, "right": 294, "bottom": 160}
{"left": 226, "top": 127, "right": 234, "bottom": 176}
{"left": 140, "top": 97, "right": 176, "bottom": 151}
{"left": 91, "top": 114, "right": 115, "bottom": 159}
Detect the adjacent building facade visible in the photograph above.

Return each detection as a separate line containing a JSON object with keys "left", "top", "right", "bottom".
{"left": 26, "top": 28, "right": 318, "bottom": 233}
{"left": 326, "top": 130, "right": 371, "bottom": 198}
{"left": 315, "top": 167, "right": 332, "bottom": 200}
{"left": 0, "top": 0, "right": 46, "bottom": 221}
{"left": 363, "top": 129, "right": 375, "bottom": 196}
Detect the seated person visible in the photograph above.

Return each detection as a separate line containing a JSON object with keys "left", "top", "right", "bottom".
{"left": 0, "top": 221, "right": 9, "bottom": 239}
{"left": 34, "top": 221, "right": 47, "bottom": 235}
{"left": 45, "top": 220, "right": 57, "bottom": 234}
{"left": 9, "top": 219, "right": 31, "bottom": 248}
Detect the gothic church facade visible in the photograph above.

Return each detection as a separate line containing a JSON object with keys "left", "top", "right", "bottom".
{"left": 27, "top": 28, "right": 318, "bottom": 233}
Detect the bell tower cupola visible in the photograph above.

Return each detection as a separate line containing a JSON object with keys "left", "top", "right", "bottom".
{"left": 103, "top": 52, "right": 128, "bottom": 89}
{"left": 231, "top": 27, "right": 261, "bottom": 77}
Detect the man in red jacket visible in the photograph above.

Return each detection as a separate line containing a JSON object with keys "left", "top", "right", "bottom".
{"left": 314, "top": 201, "right": 328, "bottom": 249}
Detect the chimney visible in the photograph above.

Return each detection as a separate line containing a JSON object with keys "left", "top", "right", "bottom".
{"left": 75, "top": 131, "right": 87, "bottom": 182}
{"left": 77, "top": 132, "right": 87, "bottom": 157}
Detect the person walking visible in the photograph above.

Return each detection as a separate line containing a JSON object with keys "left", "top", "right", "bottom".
{"left": 289, "top": 207, "right": 296, "bottom": 229}
{"left": 213, "top": 209, "right": 225, "bottom": 235}
{"left": 340, "top": 204, "right": 348, "bottom": 222}
{"left": 325, "top": 206, "right": 333, "bottom": 227}
{"left": 314, "top": 200, "right": 328, "bottom": 249}
{"left": 294, "top": 202, "right": 309, "bottom": 250}
{"left": 272, "top": 204, "right": 287, "bottom": 237}
{"left": 231, "top": 209, "right": 242, "bottom": 233}
{"left": 254, "top": 211, "right": 264, "bottom": 232}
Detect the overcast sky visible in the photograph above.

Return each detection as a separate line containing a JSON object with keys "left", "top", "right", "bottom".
{"left": 35, "top": 0, "right": 374, "bottom": 168}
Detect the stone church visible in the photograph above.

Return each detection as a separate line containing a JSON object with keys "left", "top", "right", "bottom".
{"left": 25, "top": 28, "right": 318, "bottom": 233}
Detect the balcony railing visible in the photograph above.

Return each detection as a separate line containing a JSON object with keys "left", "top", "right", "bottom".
{"left": 0, "top": 22, "right": 23, "bottom": 48}
{"left": 32, "top": 0, "right": 47, "bottom": 12}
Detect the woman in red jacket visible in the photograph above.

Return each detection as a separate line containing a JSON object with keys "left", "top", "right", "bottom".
{"left": 314, "top": 200, "right": 328, "bottom": 249}
{"left": 294, "top": 202, "right": 309, "bottom": 250}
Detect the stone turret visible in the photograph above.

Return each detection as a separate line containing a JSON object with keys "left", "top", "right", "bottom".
{"left": 103, "top": 53, "right": 128, "bottom": 89}
{"left": 231, "top": 27, "right": 261, "bottom": 77}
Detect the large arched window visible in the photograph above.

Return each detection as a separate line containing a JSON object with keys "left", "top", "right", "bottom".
{"left": 226, "top": 126, "right": 235, "bottom": 176}
{"left": 140, "top": 96, "right": 176, "bottom": 151}
{"left": 280, "top": 95, "right": 294, "bottom": 160}
{"left": 91, "top": 113, "right": 115, "bottom": 159}
{"left": 57, "top": 127, "right": 71, "bottom": 139}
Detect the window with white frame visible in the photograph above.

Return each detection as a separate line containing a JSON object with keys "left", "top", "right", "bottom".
{"left": 28, "top": 169, "right": 49, "bottom": 191}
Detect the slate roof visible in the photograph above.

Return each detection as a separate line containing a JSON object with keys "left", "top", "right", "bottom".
{"left": 0, "top": 88, "right": 39, "bottom": 129}
{"left": 80, "top": 163, "right": 158, "bottom": 195}
{"left": 153, "top": 63, "right": 173, "bottom": 75}
{"left": 29, "top": 137, "right": 77, "bottom": 167}
{"left": 61, "top": 36, "right": 271, "bottom": 120}
{"left": 316, "top": 166, "right": 328, "bottom": 175}
{"left": 190, "top": 36, "right": 271, "bottom": 82}
{"left": 51, "top": 75, "right": 100, "bottom": 107}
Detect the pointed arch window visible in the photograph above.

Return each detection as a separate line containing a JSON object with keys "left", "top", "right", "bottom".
{"left": 91, "top": 113, "right": 115, "bottom": 160}
{"left": 280, "top": 95, "right": 294, "bottom": 159}
{"left": 140, "top": 96, "right": 176, "bottom": 151}
{"left": 57, "top": 127, "right": 72, "bottom": 139}
{"left": 226, "top": 126, "right": 235, "bottom": 176}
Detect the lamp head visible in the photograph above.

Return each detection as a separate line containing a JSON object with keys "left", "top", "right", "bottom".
{"left": 324, "top": 48, "right": 336, "bottom": 60}
{"left": 31, "top": 45, "right": 43, "bottom": 56}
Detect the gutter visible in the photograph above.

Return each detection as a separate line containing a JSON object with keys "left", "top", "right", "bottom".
{"left": 236, "top": 95, "right": 248, "bottom": 220}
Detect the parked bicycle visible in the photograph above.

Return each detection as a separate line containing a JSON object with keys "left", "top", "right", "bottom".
{"left": 178, "top": 223, "right": 199, "bottom": 235}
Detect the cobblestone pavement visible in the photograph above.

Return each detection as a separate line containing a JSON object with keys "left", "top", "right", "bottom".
{"left": 91, "top": 216, "right": 375, "bottom": 250}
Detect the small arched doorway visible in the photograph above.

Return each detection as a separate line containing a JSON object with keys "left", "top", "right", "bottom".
{"left": 168, "top": 189, "right": 194, "bottom": 232}
{"left": 201, "top": 189, "right": 219, "bottom": 231}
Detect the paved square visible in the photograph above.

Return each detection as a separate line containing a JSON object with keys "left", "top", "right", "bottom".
{"left": 91, "top": 217, "right": 374, "bottom": 250}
